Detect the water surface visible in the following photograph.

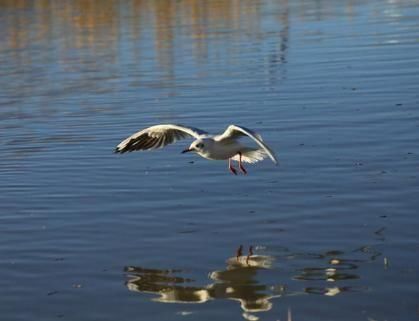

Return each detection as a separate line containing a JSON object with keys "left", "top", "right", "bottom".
{"left": 0, "top": 1, "right": 419, "bottom": 320}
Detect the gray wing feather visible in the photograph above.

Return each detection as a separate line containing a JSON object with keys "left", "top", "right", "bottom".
{"left": 115, "top": 124, "right": 206, "bottom": 153}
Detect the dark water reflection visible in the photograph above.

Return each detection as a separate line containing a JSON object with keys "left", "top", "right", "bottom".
{"left": 1, "top": 0, "right": 419, "bottom": 321}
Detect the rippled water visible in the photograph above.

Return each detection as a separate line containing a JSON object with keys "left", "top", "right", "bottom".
{"left": 1, "top": 1, "right": 419, "bottom": 320}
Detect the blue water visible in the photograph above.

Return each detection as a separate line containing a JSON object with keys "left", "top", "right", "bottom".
{"left": 0, "top": 1, "right": 418, "bottom": 320}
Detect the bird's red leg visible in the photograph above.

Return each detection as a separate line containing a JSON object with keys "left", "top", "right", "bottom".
{"left": 246, "top": 245, "right": 253, "bottom": 265}
{"left": 236, "top": 245, "right": 243, "bottom": 261}
{"left": 238, "top": 152, "right": 247, "bottom": 174}
{"left": 229, "top": 158, "right": 237, "bottom": 175}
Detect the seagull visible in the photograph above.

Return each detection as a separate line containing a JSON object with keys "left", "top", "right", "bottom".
{"left": 115, "top": 124, "right": 278, "bottom": 175}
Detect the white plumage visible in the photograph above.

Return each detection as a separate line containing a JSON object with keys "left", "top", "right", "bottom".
{"left": 115, "top": 124, "right": 278, "bottom": 174}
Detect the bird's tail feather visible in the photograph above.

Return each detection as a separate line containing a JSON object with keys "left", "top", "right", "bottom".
{"left": 231, "top": 148, "right": 268, "bottom": 164}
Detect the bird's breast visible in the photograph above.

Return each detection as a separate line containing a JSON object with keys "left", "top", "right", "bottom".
{"left": 199, "top": 141, "right": 242, "bottom": 160}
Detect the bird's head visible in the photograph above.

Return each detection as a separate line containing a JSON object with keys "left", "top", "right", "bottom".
{"left": 182, "top": 139, "right": 210, "bottom": 154}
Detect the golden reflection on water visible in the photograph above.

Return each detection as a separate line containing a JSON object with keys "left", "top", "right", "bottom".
{"left": 0, "top": 0, "right": 408, "bottom": 70}
{"left": 125, "top": 245, "right": 381, "bottom": 320}
{"left": 1, "top": 0, "right": 406, "bottom": 100}
{"left": 0, "top": 0, "right": 294, "bottom": 98}
{"left": 0, "top": 0, "right": 379, "bottom": 77}
{"left": 1, "top": 0, "right": 272, "bottom": 55}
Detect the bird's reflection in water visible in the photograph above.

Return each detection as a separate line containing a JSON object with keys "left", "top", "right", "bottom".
{"left": 208, "top": 255, "right": 281, "bottom": 315}
{"left": 125, "top": 245, "right": 381, "bottom": 319}
{"left": 125, "top": 267, "right": 209, "bottom": 303}
{"left": 126, "top": 254, "right": 282, "bottom": 320}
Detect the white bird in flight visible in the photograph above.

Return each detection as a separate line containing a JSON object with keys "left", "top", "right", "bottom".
{"left": 115, "top": 124, "right": 278, "bottom": 175}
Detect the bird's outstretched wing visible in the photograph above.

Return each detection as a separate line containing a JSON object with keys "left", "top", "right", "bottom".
{"left": 115, "top": 124, "right": 207, "bottom": 153}
{"left": 216, "top": 125, "right": 278, "bottom": 164}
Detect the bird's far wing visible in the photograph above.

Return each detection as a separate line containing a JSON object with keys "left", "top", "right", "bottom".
{"left": 115, "top": 124, "right": 207, "bottom": 153}
{"left": 216, "top": 125, "right": 278, "bottom": 164}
